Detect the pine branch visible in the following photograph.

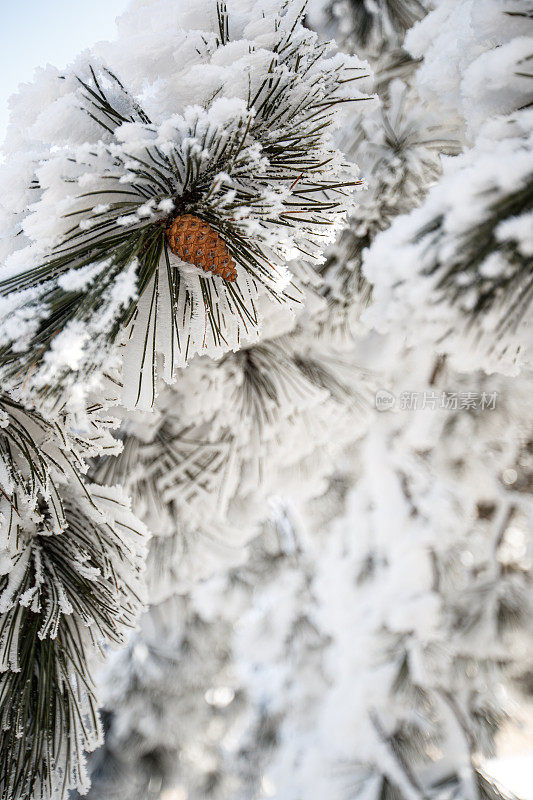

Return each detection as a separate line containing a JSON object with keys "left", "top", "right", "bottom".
{"left": 0, "top": 487, "right": 147, "bottom": 800}
{"left": 0, "top": 395, "right": 147, "bottom": 800}
{"left": 319, "top": 0, "right": 426, "bottom": 56}
{"left": 0, "top": 4, "right": 368, "bottom": 410}
{"left": 419, "top": 172, "right": 533, "bottom": 334}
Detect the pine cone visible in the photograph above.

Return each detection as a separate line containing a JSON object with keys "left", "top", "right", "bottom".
{"left": 166, "top": 214, "right": 237, "bottom": 282}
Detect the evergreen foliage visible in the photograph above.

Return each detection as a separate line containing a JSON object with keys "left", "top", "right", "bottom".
{"left": 0, "top": 2, "right": 370, "bottom": 412}
{"left": 364, "top": 2, "right": 533, "bottom": 373}
{"left": 0, "top": 1, "right": 531, "bottom": 799}
{"left": 0, "top": 398, "right": 147, "bottom": 799}
{"left": 308, "top": 0, "right": 427, "bottom": 57}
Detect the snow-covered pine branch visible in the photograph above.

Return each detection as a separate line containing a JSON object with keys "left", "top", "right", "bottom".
{"left": 364, "top": 0, "right": 533, "bottom": 374}
{"left": 75, "top": 593, "right": 245, "bottom": 800}
{"left": 91, "top": 324, "right": 371, "bottom": 596}
{"left": 365, "top": 112, "right": 533, "bottom": 374}
{"left": 0, "top": 398, "right": 148, "bottom": 800}
{"left": 0, "top": 0, "right": 372, "bottom": 414}
{"left": 318, "top": 67, "right": 456, "bottom": 339}
{"left": 307, "top": 0, "right": 428, "bottom": 59}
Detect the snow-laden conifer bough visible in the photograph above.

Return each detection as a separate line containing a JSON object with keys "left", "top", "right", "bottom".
{"left": 0, "top": 1, "right": 374, "bottom": 799}
{"left": 0, "top": 396, "right": 147, "bottom": 800}
{"left": 0, "top": 0, "right": 370, "bottom": 414}
{"left": 363, "top": 0, "right": 533, "bottom": 375}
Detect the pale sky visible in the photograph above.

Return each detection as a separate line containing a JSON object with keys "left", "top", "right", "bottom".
{"left": 0, "top": 0, "right": 131, "bottom": 144}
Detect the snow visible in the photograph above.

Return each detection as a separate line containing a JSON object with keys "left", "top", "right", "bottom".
{"left": 0, "top": 1, "right": 532, "bottom": 799}
{"left": 363, "top": 111, "right": 533, "bottom": 375}
{"left": 485, "top": 756, "right": 533, "bottom": 800}
{"left": 0, "top": 0, "right": 371, "bottom": 413}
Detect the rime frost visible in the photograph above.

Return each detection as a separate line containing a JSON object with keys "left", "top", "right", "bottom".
{"left": 0, "top": 0, "right": 371, "bottom": 413}
{"left": 0, "top": 2, "right": 531, "bottom": 800}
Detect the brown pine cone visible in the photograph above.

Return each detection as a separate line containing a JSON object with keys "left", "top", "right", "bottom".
{"left": 166, "top": 214, "right": 237, "bottom": 282}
